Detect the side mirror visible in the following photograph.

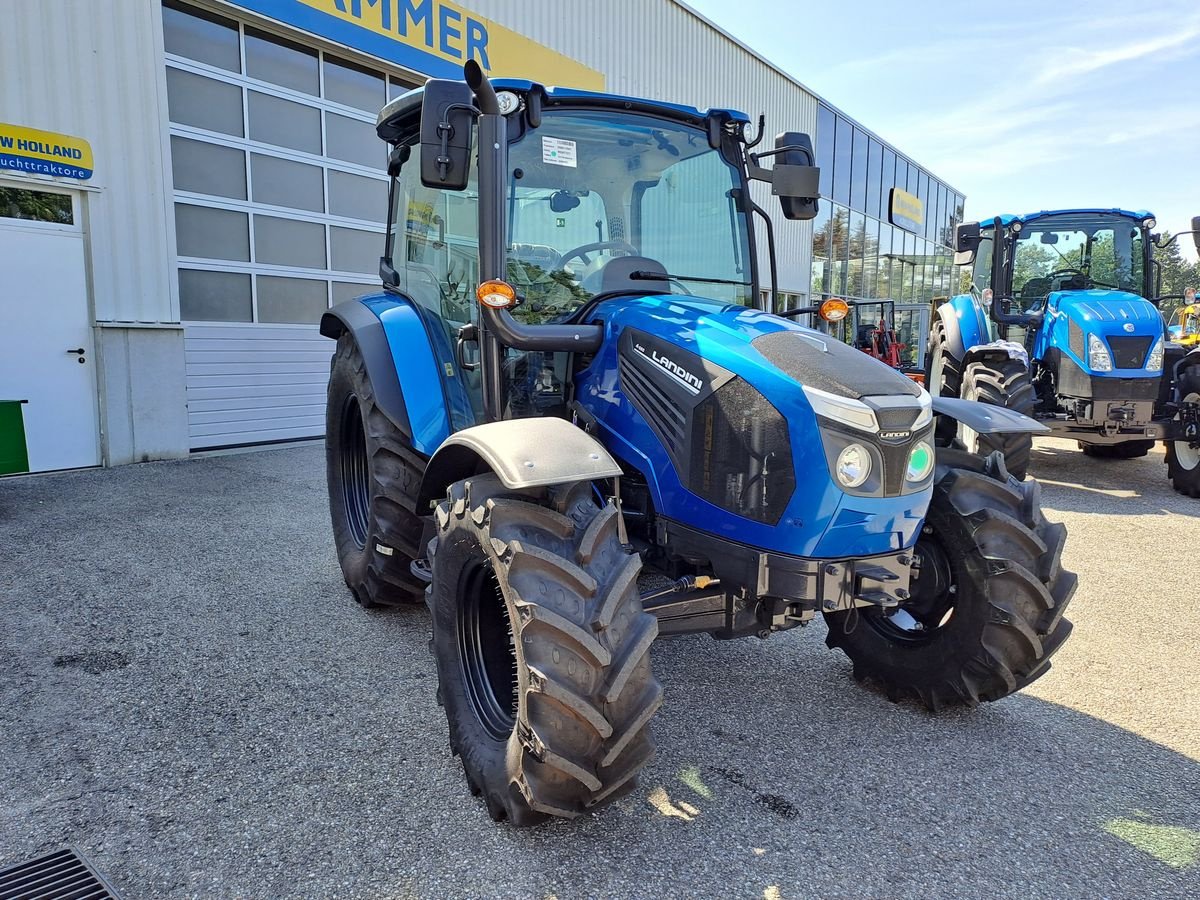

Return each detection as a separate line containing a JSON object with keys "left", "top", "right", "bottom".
{"left": 953, "top": 222, "right": 980, "bottom": 265}
{"left": 418, "top": 79, "right": 475, "bottom": 191}
{"left": 771, "top": 132, "right": 819, "bottom": 221}
{"left": 1193, "top": 216, "right": 1200, "bottom": 253}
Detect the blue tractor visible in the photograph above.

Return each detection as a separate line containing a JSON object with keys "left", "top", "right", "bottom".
{"left": 320, "top": 63, "right": 1075, "bottom": 825}
{"left": 930, "top": 209, "right": 1200, "bottom": 495}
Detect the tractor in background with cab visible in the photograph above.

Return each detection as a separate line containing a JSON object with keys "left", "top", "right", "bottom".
{"left": 928, "top": 210, "right": 1200, "bottom": 496}
{"left": 320, "top": 62, "right": 1075, "bottom": 825}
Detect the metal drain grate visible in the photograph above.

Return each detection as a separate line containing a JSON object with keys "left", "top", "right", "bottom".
{"left": 0, "top": 846, "right": 119, "bottom": 899}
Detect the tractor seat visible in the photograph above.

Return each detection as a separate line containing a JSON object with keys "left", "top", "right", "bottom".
{"left": 598, "top": 256, "right": 670, "bottom": 295}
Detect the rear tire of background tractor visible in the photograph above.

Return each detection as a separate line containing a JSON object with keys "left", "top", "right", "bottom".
{"left": 926, "top": 321, "right": 962, "bottom": 447}
{"left": 429, "top": 475, "right": 661, "bottom": 825}
{"left": 959, "top": 358, "right": 1036, "bottom": 480}
{"left": 1166, "top": 365, "right": 1200, "bottom": 498}
{"left": 326, "top": 334, "right": 427, "bottom": 607}
{"left": 824, "top": 449, "right": 1076, "bottom": 711}
{"left": 1081, "top": 441, "right": 1154, "bottom": 460}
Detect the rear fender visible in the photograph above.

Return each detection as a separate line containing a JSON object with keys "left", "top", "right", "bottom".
{"left": 320, "top": 299, "right": 412, "bottom": 439}
{"left": 416, "top": 419, "right": 623, "bottom": 511}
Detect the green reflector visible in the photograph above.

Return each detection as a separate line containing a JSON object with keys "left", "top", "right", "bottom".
{"left": 907, "top": 442, "right": 933, "bottom": 482}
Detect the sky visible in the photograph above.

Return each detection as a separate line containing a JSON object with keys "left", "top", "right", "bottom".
{"left": 684, "top": 0, "right": 1200, "bottom": 260}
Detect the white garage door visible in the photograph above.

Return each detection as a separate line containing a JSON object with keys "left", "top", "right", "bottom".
{"left": 163, "top": 0, "right": 419, "bottom": 448}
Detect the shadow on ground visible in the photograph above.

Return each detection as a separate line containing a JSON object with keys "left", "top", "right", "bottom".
{"left": 1, "top": 446, "right": 1197, "bottom": 899}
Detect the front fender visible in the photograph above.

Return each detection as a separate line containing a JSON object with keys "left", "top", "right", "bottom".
{"left": 416, "top": 418, "right": 623, "bottom": 510}
{"left": 932, "top": 397, "right": 1048, "bottom": 435}
{"left": 936, "top": 294, "right": 992, "bottom": 360}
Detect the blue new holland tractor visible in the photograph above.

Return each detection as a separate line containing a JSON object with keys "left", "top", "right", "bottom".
{"left": 321, "top": 63, "right": 1075, "bottom": 825}
{"left": 929, "top": 209, "right": 1200, "bottom": 495}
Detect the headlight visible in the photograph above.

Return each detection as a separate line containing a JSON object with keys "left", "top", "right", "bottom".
{"left": 1087, "top": 333, "right": 1113, "bottom": 372}
{"left": 1143, "top": 217, "right": 1156, "bottom": 230}
{"left": 1146, "top": 336, "right": 1164, "bottom": 372}
{"left": 803, "top": 385, "right": 879, "bottom": 432}
{"left": 836, "top": 443, "right": 872, "bottom": 489}
{"left": 906, "top": 440, "right": 934, "bottom": 483}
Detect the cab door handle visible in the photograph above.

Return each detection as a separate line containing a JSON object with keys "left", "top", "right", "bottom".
{"left": 67, "top": 348, "right": 85, "bottom": 354}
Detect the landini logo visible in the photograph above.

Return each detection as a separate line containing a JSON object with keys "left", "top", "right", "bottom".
{"left": 635, "top": 342, "right": 703, "bottom": 394}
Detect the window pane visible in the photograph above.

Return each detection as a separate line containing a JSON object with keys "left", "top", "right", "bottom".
{"left": 324, "top": 55, "right": 384, "bottom": 112}
{"left": 248, "top": 91, "right": 321, "bottom": 154}
{"left": 850, "top": 127, "right": 868, "bottom": 212}
{"left": 832, "top": 116, "right": 852, "bottom": 206}
{"left": 245, "top": 27, "right": 318, "bottom": 95}
{"left": 162, "top": 1, "right": 240, "bottom": 72}
{"left": 881, "top": 147, "right": 896, "bottom": 213}
{"left": 179, "top": 269, "right": 252, "bottom": 321}
{"left": 256, "top": 275, "right": 328, "bottom": 323}
{"left": 254, "top": 215, "right": 326, "bottom": 268}
{"left": 250, "top": 153, "right": 323, "bottom": 211}
{"left": 388, "top": 76, "right": 417, "bottom": 101}
{"left": 175, "top": 203, "right": 249, "bottom": 261}
{"left": 866, "top": 139, "right": 882, "bottom": 221}
{"left": 332, "top": 281, "right": 373, "bottom": 305}
{"left": 0, "top": 187, "right": 72, "bottom": 224}
{"left": 329, "top": 170, "right": 384, "bottom": 221}
{"left": 326, "top": 112, "right": 380, "bottom": 168}
{"left": 171, "top": 136, "right": 246, "bottom": 199}
{"left": 816, "top": 104, "right": 835, "bottom": 202}
{"left": 330, "top": 226, "right": 381, "bottom": 274}
{"left": 166, "top": 68, "right": 244, "bottom": 136}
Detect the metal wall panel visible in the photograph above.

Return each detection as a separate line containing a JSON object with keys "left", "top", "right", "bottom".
{"left": 182, "top": 322, "right": 330, "bottom": 447}
{"left": 2, "top": 1, "right": 177, "bottom": 324}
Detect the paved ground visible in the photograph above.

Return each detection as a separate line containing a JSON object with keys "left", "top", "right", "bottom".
{"left": 1, "top": 438, "right": 1198, "bottom": 899}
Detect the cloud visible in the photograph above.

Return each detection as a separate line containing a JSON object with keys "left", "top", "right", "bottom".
{"left": 1034, "top": 22, "right": 1200, "bottom": 84}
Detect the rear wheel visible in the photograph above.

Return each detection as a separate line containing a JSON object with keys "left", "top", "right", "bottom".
{"left": 824, "top": 449, "right": 1076, "bottom": 710}
{"left": 1081, "top": 441, "right": 1154, "bottom": 460}
{"left": 926, "top": 320, "right": 963, "bottom": 446}
{"left": 326, "top": 334, "right": 426, "bottom": 606}
{"left": 959, "top": 357, "right": 1036, "bottom": 479}
{"left": 429, "top": 475, "right": 661, "bottom": 825}
{"left": 1166, "top": 365, "right": 1200, "bottom": 497}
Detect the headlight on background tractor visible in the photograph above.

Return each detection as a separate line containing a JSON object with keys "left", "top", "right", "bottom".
{"left": 1146, "top": 336, "right": 1165, "bottom": 372}
{"left": 1087, "top": 333, "right": 1113, "bottom": 372}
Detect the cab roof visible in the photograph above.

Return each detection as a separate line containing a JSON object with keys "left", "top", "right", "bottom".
{"left": 376, "top": 77, "right": 750, "bottom": 141}
{"left": 976, "top": 209, "right": 1154, "bottom": 229}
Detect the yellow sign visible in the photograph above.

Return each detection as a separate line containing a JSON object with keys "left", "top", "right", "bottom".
{"left": 890, "top": 188, "right": 924, "bottom": 233}
{"left": 231, "top": 1, "right": 605, "bottom": 91}
{"left": 0, "top": 123, "right": 93, "bottom": 180}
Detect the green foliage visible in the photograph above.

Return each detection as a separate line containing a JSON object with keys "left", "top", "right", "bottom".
{"left": 0, "top": 187, "right": 72, "bottom": 224}
{"left": 1153, "top": 232, "right": 1200, "bottom": 319}
{"left": 506, "top": 259, "right": 590, "bottom": 324}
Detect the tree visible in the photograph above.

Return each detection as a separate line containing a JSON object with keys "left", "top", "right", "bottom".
{"left": 1152, "top": 232, "right": 1200, "bottom": 319}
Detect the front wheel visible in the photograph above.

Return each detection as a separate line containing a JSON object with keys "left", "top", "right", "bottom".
{"left": 429, "top": 475, "right": 661, "bottom": 825}
{"left": 824, "top": 449, "right": 1076, "bottom": 710}
{"left": 1166, "top": 365, "right": 1200, "bottom": 497}
{"left": 958, "top": 357, "right": 1036, "bottom": 479}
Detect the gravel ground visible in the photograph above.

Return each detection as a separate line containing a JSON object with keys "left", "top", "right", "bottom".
{"left": 1, "top": 437, "right": 1198, "bottom": 899}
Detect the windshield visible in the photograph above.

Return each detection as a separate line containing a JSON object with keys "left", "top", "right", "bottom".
{"left": 504, "top": 109, "right": 753, "bottom": 319}
{"left": 1009, "top": 213, "right": 1145, "bottom": 302}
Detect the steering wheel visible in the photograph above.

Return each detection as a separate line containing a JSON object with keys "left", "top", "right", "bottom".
{"left": 556, "top": 239, "right": 637, "bottom": 269}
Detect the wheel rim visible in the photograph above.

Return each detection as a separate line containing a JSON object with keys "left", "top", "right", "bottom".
{"left": 339, "top": 395, "right": 371, "bottom": 549}
{"left": 457, "top": 562, "right": 518, "bottom": 742}
{"left": 864, "top": 528, "right": 956, "bottom": 643}
{"left": 1176, "top": 391, "right": 1200, "bottom": 471}
{"left": 958, "top": 385, "right": 981, "bottom": 453}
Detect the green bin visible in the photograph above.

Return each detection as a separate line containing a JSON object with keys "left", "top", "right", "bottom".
{"left": 0, "top": 400, "right": 30, "bottom": 475}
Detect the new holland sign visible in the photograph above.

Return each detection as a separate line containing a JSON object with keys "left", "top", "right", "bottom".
{"left": 0, "top": 123, "right": 93, "bottom": 180}
{"left": 228, "top": 0, "right": 605, "bottom": 90}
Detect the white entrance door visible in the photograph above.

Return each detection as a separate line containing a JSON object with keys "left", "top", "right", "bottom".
{"left": 0, "top": 186, "right": 100, "bottom": 472}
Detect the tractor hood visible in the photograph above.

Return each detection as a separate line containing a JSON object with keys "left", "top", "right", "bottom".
{"left": 1043, "top": 289, "right": 1165, "bottom": 375}
{"left": 573, "top": 294, "right": 934, "bottom": 559}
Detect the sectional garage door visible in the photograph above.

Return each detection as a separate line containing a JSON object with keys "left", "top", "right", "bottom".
{"left": 162, "top": 0, "right": 419, "bottom": 448}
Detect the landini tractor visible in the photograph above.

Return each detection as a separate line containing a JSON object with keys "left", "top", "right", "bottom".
{"left": 930, "top": 210, "right": 1200, "bottom": 496}
{"left": 320, "top": 62, "right": 1075, "bottom": 825}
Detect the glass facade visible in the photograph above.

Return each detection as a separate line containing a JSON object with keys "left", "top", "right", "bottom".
{"left": 811, "top": 102, "right": 964, "bottom": 310}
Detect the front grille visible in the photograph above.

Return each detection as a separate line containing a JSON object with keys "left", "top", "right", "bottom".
{"left": 0, "top": 847, "right": 119, "bottom": 899}
{"left": 1107, "top": 335, "right": 1154, "bottom": 369}
{"left": 687, "top": 378, "right": 794, "bottom": 525}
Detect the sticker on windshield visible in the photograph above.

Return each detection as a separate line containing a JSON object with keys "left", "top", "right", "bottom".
{"left": 542, "top": 136, "right": 577, "bottom": 168}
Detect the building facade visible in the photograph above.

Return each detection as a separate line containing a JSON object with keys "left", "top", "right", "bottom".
{"left": 0, "top": 0, "right": 963, "bottom": 473}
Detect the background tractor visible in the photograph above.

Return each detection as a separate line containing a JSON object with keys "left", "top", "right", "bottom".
{"left": 320, "top": 63, "right": 1075, "bottom": 826}
{"left": 928, "top": 210, "right": 1200, "bottom": 495}
{"left": 1167, "top": 294, "right": 1200, "bottom": 349}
